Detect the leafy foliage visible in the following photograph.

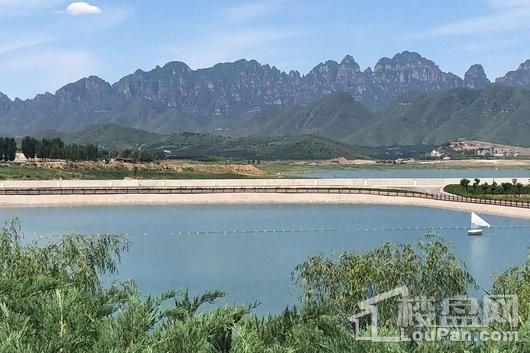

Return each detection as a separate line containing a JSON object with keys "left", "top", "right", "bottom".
{"left": 294, "top": 234, "right": 476, "bottom": 322}
{"left": 0, "top": 137, "right": 17, "bottom": 161}
{"left": 493, "top": 251, "right": 530, "bottom": 321}
{"left": 446, "top": 178, "right": 530, "bottom": 200}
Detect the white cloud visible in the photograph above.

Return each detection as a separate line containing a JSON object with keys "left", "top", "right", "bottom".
{"left": 65, "top": 2, "right": 102, "bottom": 16}
{"left": 422, "top": 0, "right": 530, "bottom": 37}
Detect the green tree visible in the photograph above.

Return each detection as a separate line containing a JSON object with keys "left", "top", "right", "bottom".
{"left": 460, "top": 178, "right": 471, "bottom": 194}
{"left": 493, "top": 250, "right": 530, "bottom": 321}
{"left": 515, "top": 183, "right": 524, "bottom": 196}
{"left": 21, "top": 136, "right": 38, "bottom": 159}
{"left": 502, "top": 182, "right": 512, "bottom": 197}
{"left": 0, "top": 137, "right": 17, "bottom": 161}
{"left": 294, "top": 234, "right": 475, "bottom": 321}
{"left": 491, "top": 181, "right": 498, "bottom": 197}
{"left": 473, "top": 178, "right": 481, "bottom": 193}
{"left": 481, "top": 182, "right": 489, "bottom": 196}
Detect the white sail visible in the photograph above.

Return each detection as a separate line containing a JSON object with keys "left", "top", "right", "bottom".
{"left": 471, "top": 213, "right": 491, "bottom": 229}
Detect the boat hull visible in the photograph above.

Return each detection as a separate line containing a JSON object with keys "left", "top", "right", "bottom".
{"left": 467, "top": 229, "right": 483, "bottom": 236}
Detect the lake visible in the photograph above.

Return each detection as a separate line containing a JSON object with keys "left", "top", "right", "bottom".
{"left": 300, "top": 168, "right": 530, "bottom": 179}
{"left": 2, "top": 204, "right": 529, "bottom": 314}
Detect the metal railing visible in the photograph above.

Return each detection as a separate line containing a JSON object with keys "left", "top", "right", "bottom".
{"left": 0, "top": 185, "right": 529, "bottom": 209}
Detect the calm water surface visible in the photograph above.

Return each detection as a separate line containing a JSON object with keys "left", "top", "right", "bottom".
{"left": 1, "top": 204, "right": 529, "bottom": 313}
{"left": 301, "top": 168, "right": 530, "bottom": 179}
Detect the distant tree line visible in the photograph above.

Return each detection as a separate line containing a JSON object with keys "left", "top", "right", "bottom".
{"left": 2, "top": 135, "right": 168, "bottom": 163}
{"left": 21, "top": 137, "right": 103, "bottom": 161}
{"left": 0, "top": 137, "right": 17, "bottom": 161}
{"left": 118, "top": 148, "right": 165, "bottom": 163}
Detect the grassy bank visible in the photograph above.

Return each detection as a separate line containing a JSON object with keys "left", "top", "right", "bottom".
{"left": 0, "top": 164, "right": 255, "bottom": 180}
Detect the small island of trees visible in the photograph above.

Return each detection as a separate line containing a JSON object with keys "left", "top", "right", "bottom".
{"left": 445, "top": 178, "right": 530, "bottom": 200}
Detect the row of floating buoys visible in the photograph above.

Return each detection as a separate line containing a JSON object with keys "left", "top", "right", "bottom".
{"left": 34, "top": 224, "right": 530, "bottom": 240}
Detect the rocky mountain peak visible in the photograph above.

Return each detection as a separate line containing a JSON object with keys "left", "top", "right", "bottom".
{"left": 340, "top": 55, "right": 360, "bottom": 71}
{"left": 54, "top": 76, "right": 114, "bottom": 112}
{"left": 160, "top": 61, "right": 192, "bottom": 75}
{"left": 0, "top": 92, "right": 11, "bottom": 111}
{"left": 519, "top": 59, "right": 530, "bottom": 71}
{"left": 372, "top": 51, "right": 461, "bottom": 88}
{"left": 495, "top": 59, "right": 530, "bottom": 88}
{"left": 0, "top": 92, "right": 11, "bottom": 103}
{"left": 464, "top": 64, "right": 490, "bottom": 89}
{"left": 32, "top": 92, "right": 54, "bottom": 105}
{"left": 374, "top": 51, "right": 436, "bottom": 71}
{"left": 392, "top": 50, "right": 423, "bottom": 62}
{"left": 306, "top": 60, "right": 340, "bottom": 82}
{"left": 55, "top": 76, "right": 111, "bottom": 98}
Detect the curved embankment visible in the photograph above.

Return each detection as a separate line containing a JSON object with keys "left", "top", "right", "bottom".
{"left": 0, "top": 178, "right": 529, "bottom": 219}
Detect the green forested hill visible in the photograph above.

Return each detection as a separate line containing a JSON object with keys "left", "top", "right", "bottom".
{"left": 347, "top": 88, "right": 481, "bottom": 146}
{"left": 238, "top": 92, "right": 375, "bottom": 140}
{"left": 337, "top": 85, "right": 530, "bottom": 147}
{"left": 238, "top": 86, "right": 530, "bottom": 147}
{"left": 39, "top": 123, "right": 368, "bottom": 160}
{"left": 423, "top": 86, "right": 530, "bottom": 146}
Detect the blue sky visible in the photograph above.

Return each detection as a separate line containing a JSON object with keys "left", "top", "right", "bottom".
{"left": 2, "top": 0, "right": 530, "bottom": 99}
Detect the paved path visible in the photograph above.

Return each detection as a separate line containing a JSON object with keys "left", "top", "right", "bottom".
{"left": 0, "top": 177, "right": 527, "bottom": 189}
{"left": 0, "top": 177, "right": 528, "bottom": 214}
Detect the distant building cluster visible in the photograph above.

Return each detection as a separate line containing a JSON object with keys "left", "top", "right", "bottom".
{"left": 430, "top": 140, "right": 530, "bottom": 159}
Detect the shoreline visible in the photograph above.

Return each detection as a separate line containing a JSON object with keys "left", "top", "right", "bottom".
{"left": 2, "top": 193, "right": 530, "bottom": 219}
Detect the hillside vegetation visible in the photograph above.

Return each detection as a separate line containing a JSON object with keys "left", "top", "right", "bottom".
{"left": 238, "top": 92, "right": 375, "bottom": 141}
{"left": 40, "top": 124, "right": 368, "bottom": 160}
{"left": 236, "top": 85, "right": 530, "bottom": 147}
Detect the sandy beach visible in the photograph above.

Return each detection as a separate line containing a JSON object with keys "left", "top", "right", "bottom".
{"left": 1, "top": 192, "right": 530, "bottom": 220}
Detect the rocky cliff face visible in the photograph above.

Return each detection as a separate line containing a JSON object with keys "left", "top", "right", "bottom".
{"left": 290, "top": 51, "right": 464, "bottom": 109}
{"left": 0, "top": 51, "right": 528, "bottom": 135}
{"left": 367, "top": 51, "right": 463, "bottom": 108}
{"left": 0, "top": 93, "right": 11, "bottom": 112}
{"left": 496, "top": 60, "right": 530, "bottom": 88}
{"left": 464, "top": 64, "right": 490, "bottom": 89}
{"left": 114, "top": 59, "right": 299, "bottom": 118}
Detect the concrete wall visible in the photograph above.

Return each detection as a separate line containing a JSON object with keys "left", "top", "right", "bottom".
{"left": 0, "top": 177, "right": 527, "bottom": 189}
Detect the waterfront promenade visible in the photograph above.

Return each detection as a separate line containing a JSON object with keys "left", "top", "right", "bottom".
{"left": 0, "top": 178, "right": 529, "bottom": 219}
{"left": 0, "top": 177, "right": 526, "bottom": 189}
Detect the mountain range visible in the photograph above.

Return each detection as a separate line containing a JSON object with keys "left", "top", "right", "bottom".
{"left": 2, "top": 51, "right": 530, "bottom": 147}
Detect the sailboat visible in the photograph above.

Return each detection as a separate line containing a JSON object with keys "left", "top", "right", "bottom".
{"left": 468, "top": 213, "right": 491, "bottom": 236}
